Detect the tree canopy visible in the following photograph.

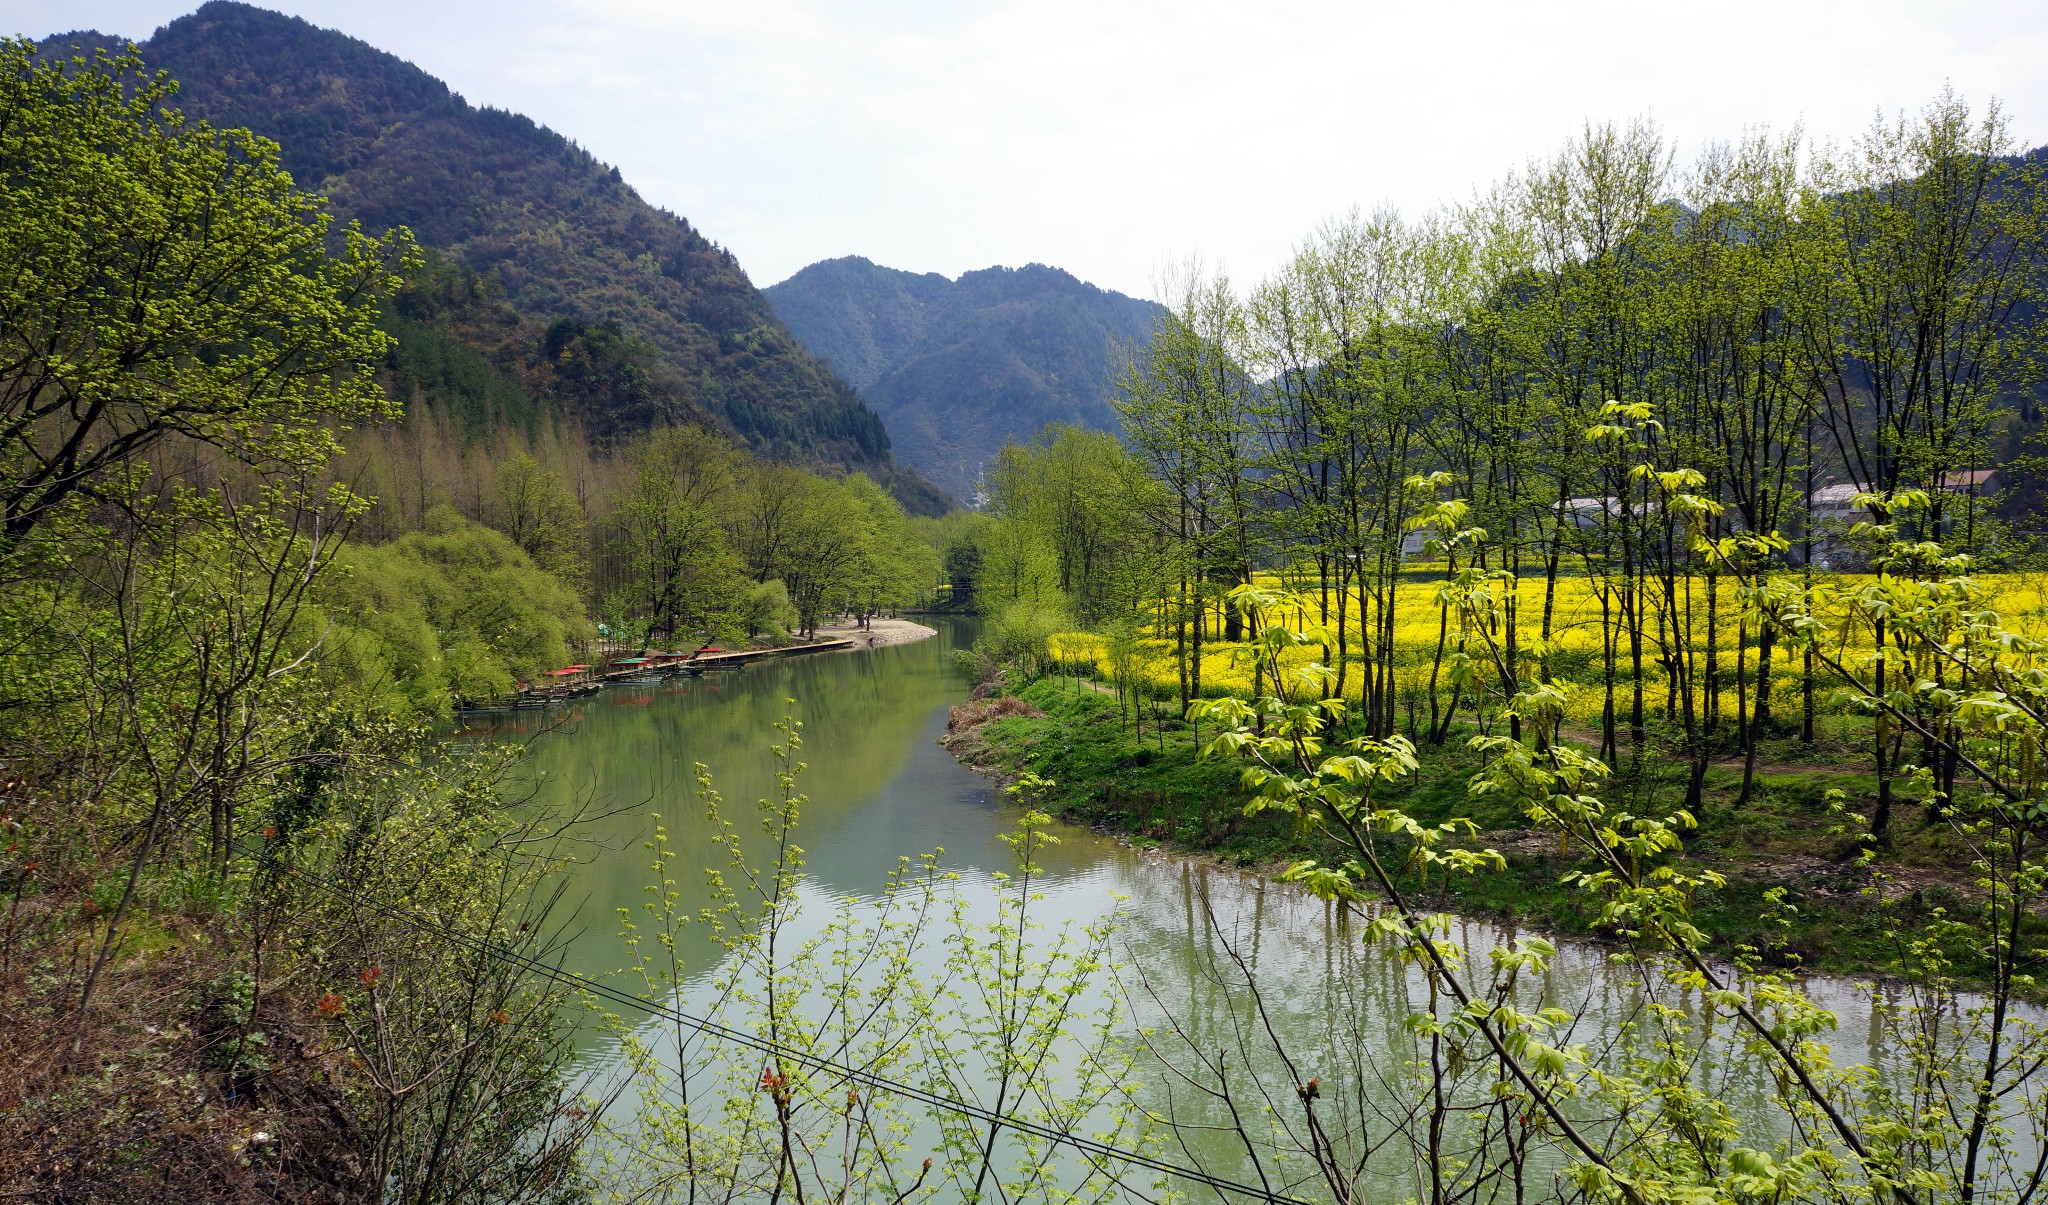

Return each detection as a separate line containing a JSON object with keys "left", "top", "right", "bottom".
{"left": 0, "top": 38, "right": 411, "bottom": 539}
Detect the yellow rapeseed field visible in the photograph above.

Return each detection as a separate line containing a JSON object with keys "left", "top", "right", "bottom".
{"left": 1048, "top": 569, "right": 2048, "bottom": 725}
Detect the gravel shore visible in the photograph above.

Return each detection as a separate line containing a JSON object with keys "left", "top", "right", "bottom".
{"left": 811, "top": 617, "right": 937, "bottom": 648}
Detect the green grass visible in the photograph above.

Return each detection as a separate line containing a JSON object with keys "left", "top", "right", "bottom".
{"left": 969, "top": 675, "right": 2033, "bottom": 987}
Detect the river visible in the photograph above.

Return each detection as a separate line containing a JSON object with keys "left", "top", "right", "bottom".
{"left": 460, "top": 617, "right": 1944, "bottom": 1202}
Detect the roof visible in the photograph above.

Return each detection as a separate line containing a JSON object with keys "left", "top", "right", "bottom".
{"left": 1933, "top": 469, "right": 1999, "bottom": 490}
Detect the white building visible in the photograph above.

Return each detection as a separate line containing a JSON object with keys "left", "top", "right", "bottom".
{"left": 1800, "top": 483, "right": 1872, "bottom": 568}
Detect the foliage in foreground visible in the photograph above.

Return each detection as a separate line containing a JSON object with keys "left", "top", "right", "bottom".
{"left": 0, "top": 41, "right": 595, "bottom": 1201}
{"left": 590, "top": 722, "right": 1156, "bottom": 1204}
{"left": 1168, "top": 547, "right": 2048, "bottom": 1205}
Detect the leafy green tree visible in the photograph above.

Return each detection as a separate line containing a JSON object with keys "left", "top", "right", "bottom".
{"left": 972, "top": 510, "right": 1060, "bottom": 610}
{"left": 495, "top": 453, "right": 585, "bottom": 580}
{"left": 0, "top": 40, "right": 412, "bottom": 539}
{"left": 1119, "top": 263, "right": 1257, "bottom": 706}
{"left": 942, "top": 531, "right": 985, "bottom": 606}
{"left": 610, "top": 427, "right": 745, "bottom": 644}
{"left": 1674, "top": 130, "right": 1813, "bottom": 800}
{"left": 0, "top": 43, "right": 596, "bottom": 1202}
{"left": 983, "top": 426, "right": 1156, "bottom": 625}
{"left": 842, "top": 472, "right": 940, "bottom": 620}
{"left": 778, "top": 476, "right": 876, "bottom": 637}
{"left": 1187, "top": 572, "right": 2048, "bottom": 1205}
{"left": 320, "top": 506, "right": 594, "bottom": 713}
{"left": 1247, "top": 209, "right": 1440, "bottom": 726}
{"left": 1802, "top": 90, "right": 2044, "bottom": 539}
{"left": 727, "top": 461, "right": 810, "bottom": 584}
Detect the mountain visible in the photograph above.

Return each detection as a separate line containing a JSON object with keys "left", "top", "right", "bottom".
{"left": 766, "top": 258, "right": 1163, "bottom": 499}
{"left": 39, "top": 2, "right": 948, "bottom": 513}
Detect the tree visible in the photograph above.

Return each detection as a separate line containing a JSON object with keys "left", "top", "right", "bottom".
{"left": 1250, "top": 209, "right": 1447, "bottom": 730}
{"left": 779, "top": 476, "right": 875, "bottom": 638}
{"left": 982, "top": 426, "right": 1155, "bottom": 625}
{"left": 727, "top": 462, "right": 810, "bottom": 584}
{"left": 1676, "top": 130, "right": 1813, "bottom": 800}
{"left": 942, "top": 533, "right": 985, "bottom": 606}
{"left": 0, "top": 44, "right": 599, "bottom": 1200}
{"left": 610, "top": 427, "right": 743, "bottom": 643}
{"left": 1802, "top": 90, "right": 2044, "bottom": 541}
{"left": 323, "top": 506, "right": 594, "bottom": 713}
{"left": 494, "top": 453, "right": 584, "bottom": 580}
{"left": 841, "top": 473, "right": 938, "bottom": 621}
{"left": 1118, "top": 263, "right": 1257, "bottom": 708}
{"left": 0, "top": 41, "right": 411, "bottom": 540}
{"left": 1188, "top": 575, "right": 2048, "bottom": 1205}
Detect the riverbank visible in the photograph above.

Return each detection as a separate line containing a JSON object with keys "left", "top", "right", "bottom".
{"left": 813, "top": 617, "right": 937, "bottom": 648}
{"left": 943, "top": 673, "right": 2027, "bottom": 988}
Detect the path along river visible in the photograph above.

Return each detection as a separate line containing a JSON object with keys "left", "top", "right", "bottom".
{"left": 459, "top": 617, "right": 1968, "bottom": 1201}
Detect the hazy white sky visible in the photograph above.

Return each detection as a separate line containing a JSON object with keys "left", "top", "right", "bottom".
{"left": 16, "top": 0, "right": 2048, "bottom": 300}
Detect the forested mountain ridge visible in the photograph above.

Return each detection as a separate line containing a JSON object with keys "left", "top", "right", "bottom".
{"left": 40, "top": 2, "right": 949, "bottom": 513}
{"left": 766, "top": 257, "right": 1164, "bottom": 499}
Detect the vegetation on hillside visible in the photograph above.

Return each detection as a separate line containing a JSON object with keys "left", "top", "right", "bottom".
{"left": 0, "top": 41, "right": 944, "bottom": 1201}
{"left": 41, "top": 1, "right": 951, "bottom": 514}
{"left": 0, "top": 40, "right": 603, "bottom": 1200}
{"left": 15, "top": 9, "right": 2048, "bottom": 1204}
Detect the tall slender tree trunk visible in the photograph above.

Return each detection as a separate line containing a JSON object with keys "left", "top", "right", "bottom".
{"left": 1705, "top": 565, "right": 1722, "bottom": 736}
{"left": 1738, "top": 624, "right": 1775, "bottom": 807}
{"left": 1872, "top": 614, "right": 1892, "bottom": 843}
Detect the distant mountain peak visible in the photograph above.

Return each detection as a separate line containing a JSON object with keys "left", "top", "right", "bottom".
{"left": 766, "top": 257, "right": 1163, "bottom": 499}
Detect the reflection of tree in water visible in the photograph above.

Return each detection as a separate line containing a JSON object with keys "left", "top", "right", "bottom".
{"left": 1101, "top": 860, "right": 1950, "bottom": 1202}
{"left": 456, "top": 618, "right": 2000, "bottom": 1200}
{"left": 466, "top": 622, "right": 985, "bottom": 981}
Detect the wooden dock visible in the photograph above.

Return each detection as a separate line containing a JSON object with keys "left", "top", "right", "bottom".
{"left": 485, "top": 638, "right": 860, "bottom": 709}
{"left": 689, "top": 638, "right": 856, "bottom": 668}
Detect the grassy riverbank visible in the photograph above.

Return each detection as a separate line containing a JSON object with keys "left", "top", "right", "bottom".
{"left": 947, "top": 674, "right": 2020, "bottom": 985}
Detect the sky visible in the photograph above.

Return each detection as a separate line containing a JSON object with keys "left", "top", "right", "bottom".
{"left": 14, "top": 0, "right": 2048, "bottom": 301}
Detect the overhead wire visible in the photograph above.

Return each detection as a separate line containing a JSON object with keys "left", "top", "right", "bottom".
{"left": 225, "top": 827, "right": 1317, "bottom": 1205}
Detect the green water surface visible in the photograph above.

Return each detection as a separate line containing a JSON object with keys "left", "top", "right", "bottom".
{"left": 456, "top": 618, "right": 1959, "bottom": 1200}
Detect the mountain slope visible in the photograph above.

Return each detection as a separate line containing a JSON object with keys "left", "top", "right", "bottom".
{"left": 766, "top": 258, "right": 1162, "bottom": 498}
{"left": 42, "top": 2, "right": 947, "bottom": 511}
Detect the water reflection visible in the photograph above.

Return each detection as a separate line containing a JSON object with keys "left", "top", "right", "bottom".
{"left": 455, "top": 617, "right": 2022, "bottom": 1199}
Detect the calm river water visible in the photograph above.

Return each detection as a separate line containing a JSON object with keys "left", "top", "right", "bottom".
{"left": 461, "top": 618, "right": 1930, "bottom": 1201}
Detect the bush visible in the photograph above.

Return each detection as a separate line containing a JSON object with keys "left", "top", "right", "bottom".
{"left": 975, "top": 598, "right": 1071, "bottom": 675}
{"left": 316, "top": 506, "right": 594, "bottom": 713}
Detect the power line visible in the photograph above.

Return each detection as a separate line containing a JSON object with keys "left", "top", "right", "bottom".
{"left": 238, "top": 833, "right": 1316, "bottom": 1205}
